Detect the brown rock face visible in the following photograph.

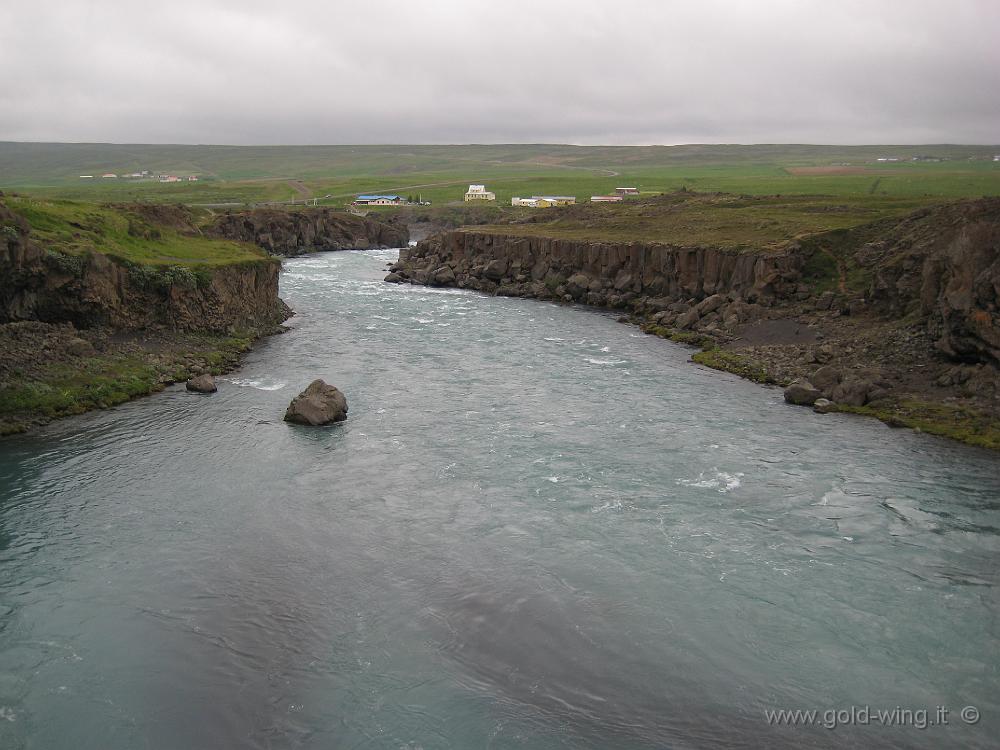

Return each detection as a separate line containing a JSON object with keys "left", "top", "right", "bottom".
{"left": 284, "top": 379, "right": 349, "bottom": 426}
{"left": 865, "top": 198, "right": 1000, "bottom": 366}
{"left": 392, "top": 230, "right": 804, "bottom": 308}
{"left": 210, "top": 208, "right": 408, "bottom": 256}
{"left": 0, "top": 203, "right": 291, "bottom": 333}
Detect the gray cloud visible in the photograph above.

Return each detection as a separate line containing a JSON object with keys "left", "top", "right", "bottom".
{"left": 1, "top": 0, "right": 998, "bottom": 144}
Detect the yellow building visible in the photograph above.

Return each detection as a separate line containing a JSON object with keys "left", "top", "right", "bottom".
{"left": 512, "top": 197, "right": 552, "bottom": 208}
{"left": 540, "top": 195, "right": 576, "bottom": 206}
{"left": 511, "top": 195, "right": 576, "bottom": 208}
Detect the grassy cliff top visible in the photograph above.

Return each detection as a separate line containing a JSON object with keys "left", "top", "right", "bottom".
{"left": 460, "top": 192, "right": 943, "bottom": 250}
{"left": 2, "top": 196, "right": 269, "bottom": 266}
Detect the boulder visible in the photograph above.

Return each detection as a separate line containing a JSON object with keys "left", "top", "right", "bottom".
{"left": 675, "top": 308, "right": 701, "bottom": 330}
{"left": 186, "top": 374, "right": 217, "bottom": 393}
{"left": 284, "top": 379, "right": 348, "bottom": 426}
{"left": 645, "top": 296, "right": 672, "bottom": 312}
{"left": 866, "top": 386, "right": 891, "bottom": 404}
{"left": 695, "top": 293, "right": 728, "bottom": 316}
{"left": 831, "top": 376, "right": 875, "bottom": 407}
{"left": 813, "top": 398, "right": 836, "bottom": 414}
{"left": 566, "top": 273, "right": 591, "bottom": 297}
{"left": 431, "top": 265, "right": 456, "bottom": 285}
{"left": 384, "top": 272, "right": 404, "bottom": 283}
{"left": 483, "top": 258, "right": 509, "bottom": 281}
{"left": 810, "top": 364, "right": 842, "bottom": 394}
{"left": 613, "top": 271, "right": 634, "bottom": 291}
{"left": 783, "top": 379, "right": 822, "bottom": 406}
{"left": 813, "top": 344, "right": 835, "bottom": 364}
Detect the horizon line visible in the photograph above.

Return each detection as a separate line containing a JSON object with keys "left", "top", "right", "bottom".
{"left": 3, "top": 140, "right": 1000, "bottom": 149}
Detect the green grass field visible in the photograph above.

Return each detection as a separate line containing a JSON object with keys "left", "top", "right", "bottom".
{"left": 468, "top": 192, "right": 939, "bottom": 249}
{"left": 2, "top": 195, "right": 268, "bottom": 266}
{"left": 3, "top": 143, "right": 998, "bottom": 208}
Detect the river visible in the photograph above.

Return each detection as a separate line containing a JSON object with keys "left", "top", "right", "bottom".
{"left": 1, "top": 249, "right": 998, "bottom": 749}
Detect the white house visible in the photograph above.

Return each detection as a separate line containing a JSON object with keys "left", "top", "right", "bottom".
{"left": 614, "top": 187, "right": 639, "bottom": 195}
{"left": 465, "top": 184, "right": 495, "bottom": 201}
{"left": 591, "top": 195, "right": 623, "bottom": 202}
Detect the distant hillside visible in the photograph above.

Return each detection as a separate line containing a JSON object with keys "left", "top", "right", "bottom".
{"left": 2, "top": 142, "right": 998, "bottom": 206}
{"left": 3, "top": 142, "right": 999, "bottom": 185}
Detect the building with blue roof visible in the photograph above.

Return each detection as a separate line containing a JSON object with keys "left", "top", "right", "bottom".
{"left": 354, "top": 194, "right": 403, "bottom": 205}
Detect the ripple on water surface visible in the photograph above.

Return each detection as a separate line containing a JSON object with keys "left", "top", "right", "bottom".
{"left": 0, "top": 249, "right": 998, "bottom": 749}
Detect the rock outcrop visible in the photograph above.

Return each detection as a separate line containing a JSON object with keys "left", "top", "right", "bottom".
{"left": 0, "top": 203, "right": 290, "bottom": 333}
{"left": 284, "top": 379, "right": 349, "bottom": 425}
{"left": 388, "top": 230, "right": 803, "bottom": 309}
{"left": 210, "top": 207, "right": 408, "bottom": 256}
{"left": 862, "top": 198, "right": 1000, "bottom": 366}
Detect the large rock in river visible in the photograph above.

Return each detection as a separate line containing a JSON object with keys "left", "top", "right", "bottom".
{"left": 186, "top": 374, "right": 218, "bottom": 393}
{"left": 284, "top": 379, "right": 348, "bottom": 425}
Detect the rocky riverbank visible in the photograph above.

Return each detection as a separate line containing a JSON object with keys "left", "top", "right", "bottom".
{"left": 0, "top": 195, "right": 412, "bottom": 433}
{"left": 210, "top": 206, "right": 408, "bottom": 255}
{"left": 0, "top": 320, "right": 276, "bottom": 434}
{"left": 0, "top": 198, "right": 291, "bottom": 433}
{"left": 387, "top": 194, "right": 1000, "bottom": 450}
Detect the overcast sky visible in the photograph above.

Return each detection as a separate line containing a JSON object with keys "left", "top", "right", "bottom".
{"left": 1, "top": 0, "right": 997, "bottom": 145}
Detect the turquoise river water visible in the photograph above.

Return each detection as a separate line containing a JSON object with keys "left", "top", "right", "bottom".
{"left": 1, "top": 249, "right": 998, "bottom": 749}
